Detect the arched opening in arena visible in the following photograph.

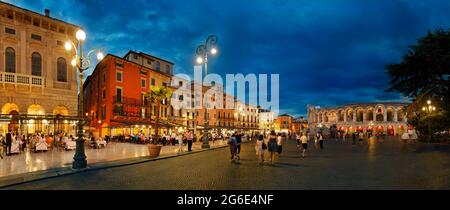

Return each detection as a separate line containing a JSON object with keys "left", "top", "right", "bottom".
{"left": 387, "top": 108, "right": 394, "bottom": 122}
{"left": 397, "top": 109, "right": 404, "bottom": 122}
{"left": 346, "top": 109, "right": 353, "bottom": 121}
{"left": 356, "top": 109, "right": 364, "bottom": 122}
{"left": 376, "top": 125, "right": 384, "bottom": 134}
{"left": 376, "top": 108, "right": 384, "bottom": 122}
{"left": 367, "top": 108, "right": 374, "bottom": 121}
{"left": 338, "top": 110, "right": 344, "bottom": 122}
{"left": 387, "top": 125, "right": 395, "bottom": 136}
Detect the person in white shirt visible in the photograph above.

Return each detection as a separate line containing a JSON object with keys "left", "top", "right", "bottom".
{"left": 300, "top": 134, "right": 308, "bottom": 158}
{"left": 176, "top": 133, "right": 184, "bottom": 153}
{"left": 276, "top": 134, "right": 283, "bottom": 155}
{"left": 401, "top": 131, "right": 410, "bottom": 142}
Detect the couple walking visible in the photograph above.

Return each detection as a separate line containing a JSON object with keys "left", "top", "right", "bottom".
{"left": 228, "top": 131, "right": 243, "bottom": 161}
{"left": 255, "top": 131, "right": 282, "bottom": 165}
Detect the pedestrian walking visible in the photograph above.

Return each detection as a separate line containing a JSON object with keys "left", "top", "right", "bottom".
{"left": 235, "top": 131, "right": 242, "bottom": 160}
{"left": 401, "top": 131, "right": 409, "bottom": 143}
{"left": 358, "top": 132, "right": 364, "bottom": 145}
{"left": 186, "top": 131, "right": 193, "bottom": 152}
{"left": 228, "top": 133, "right": 237, "bottom": 161}
{"left": 5, "top": 130, "right": 12, "bottom": 156}
{"left": 277, "top": 133, "right": 283, "bottom": 155}
{"left": 318, "top": 132, "right": 324, "bottom": 150}
{"left": 300, "top": 133, "right": 308, "bottom": 158}
{"left": 267, "top": 131, "right": 277, "bottom": 164}
{"left": 0, "top": 134, "right": 4, "bottom": 159}
{"left": 255, "top": 134, "right": 265, "bottom": 164}
{"left": 176, "top": 133, "right": 184, "bottom": 153}
{"left": 342, "top": 131, "right": 346, "bottom": 144}
{"left": 352, "top": 132, "right": 356, "bottom": 145}
{"left": 296, "top": 133, "right": 301, "bottom": 150}
{"left": 314, "top": 132, "right": 320, "bottom": 150}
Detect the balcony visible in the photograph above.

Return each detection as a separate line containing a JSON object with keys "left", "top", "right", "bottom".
{"left": 113, "top": 96, "right": 144, "bottom": 107}
{"left": 0, "top": 72, "right": 45, "bottom": 87}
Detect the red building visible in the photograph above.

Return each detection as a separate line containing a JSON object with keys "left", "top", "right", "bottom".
{"left": 83, "top": 51, "right": 174, "bottom": 137}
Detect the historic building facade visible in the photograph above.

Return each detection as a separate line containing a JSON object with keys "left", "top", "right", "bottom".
{"left": 274, "top": 114, "right": 293, "bottom": 133}
{"left": 0, "top": 2, "right": 79, "bottom": 135}
{"left": 83, "top": 51, "right": 174, "bottom": 137}
{"left": 292, "top": 117, "right": 308, "bottom": 134}
{"left": 307, "top": 102, "right": 411, "bottom": 135}
{"left": 259, "top": 108, "right": 274, "bottom": 133}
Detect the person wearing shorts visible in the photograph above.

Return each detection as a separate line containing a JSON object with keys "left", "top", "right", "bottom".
{"left": 300, "top": 134, "right": 308, "bottom": 158}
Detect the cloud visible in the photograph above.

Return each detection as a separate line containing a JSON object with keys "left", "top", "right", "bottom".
{"left": 13, "top": 0, "right": 450, "bottom": 116}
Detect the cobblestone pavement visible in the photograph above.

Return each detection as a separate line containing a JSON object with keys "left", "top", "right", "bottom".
{"left": 4, "top": 137, "right": 450, "bottom": 190}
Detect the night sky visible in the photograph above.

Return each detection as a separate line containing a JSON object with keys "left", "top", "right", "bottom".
{"left": 6, "top": 0, "right": 450, "bottom": 116}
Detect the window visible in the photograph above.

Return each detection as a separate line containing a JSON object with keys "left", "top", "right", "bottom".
{"left": 147, "top": 60, "right": 152, "bottom": 65}
{"left": 101, "top": 106, "right": 106, "bottom": 120}
{"left": 5, "top": 28, "right": 15, "bottom": 35}
{"left": 31, "top": 34, "right": 42, "bottom": 41}
{"left": 103, "top": 72, "right": 106, "bottom": 83}
{"left": 141, "top": 79, "right": 146, "bottom": 88}
{"left": 102, "top": 89, "right": 106, "bottom": 100}
{"left": 115, "top": 62, "right": 123, "bottom": 68}
{"left": 5, "top": 47, "right": 16, "bottom": 73}
{"left": 50, "top": 23, "right": 57, "bottom": 31}
{"left": 179, "top": 81, "right": 183, "bottom": 87}
{"left": 133, "top": 54, "right": 138, "bottom": 59}
{"left": 57, "top": 40, "right": 64, "bottom": 46}
{"left": 6, "top": 11, "right": 13, "bottom": 19}
{"left": 156, "top": 61, "right": 160, "bottom": 71}
{"left": 31, "top": 52, "right": 42, "bottom": 76}
{"left": 165, "top": 64, "right": 170, "bottom": 74}
{"left": 162, "top": 82, "right": 167, "bottom": 87}
{"left": 151, "top": 78, "right": 155, "bottom": 86}
{"left": 33, "top": 18, "right": 40, "bottom": 27}
{"left": 116, "top": 88, "right": 122, "bottom": 102}
{"left": 57, "top": 58, "right": 67, "bottom": 82}
{"left": 116, "top": 71, "right": 122, "bottom": 82}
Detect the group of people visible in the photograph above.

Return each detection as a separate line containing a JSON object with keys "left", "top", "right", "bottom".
{"left": 295, "top": 132, "right": 325, "bottom": 158}
{"left": 238, "top": 131, "right": 287, "bottom": 165}
{"left": 0, "top": 130, "right": 79, "bottom": 159}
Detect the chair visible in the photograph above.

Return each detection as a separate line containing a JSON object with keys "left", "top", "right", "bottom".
{"left": 10, "top": 140, "right": 21, "bottom": 154}
{"left": 65, "top": 141, "right": 76, "bottom": 150}
{"left": 35, "top": 142, "right": 48, "bottom": 152}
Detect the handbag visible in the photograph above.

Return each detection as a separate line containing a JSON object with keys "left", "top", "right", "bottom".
{"left": 262, "top": 142, "right": 267, "bottom": 150}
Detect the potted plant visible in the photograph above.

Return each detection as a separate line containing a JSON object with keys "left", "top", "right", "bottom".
{"left": 146, "top": 86, "right": 172, "bottom": 157}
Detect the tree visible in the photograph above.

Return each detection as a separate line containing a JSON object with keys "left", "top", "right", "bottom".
{"left": 386, "top": 28, "right": 450, "bottom": 139}
{"left": 146, "top": 86, "right": 172, "bottom": 143}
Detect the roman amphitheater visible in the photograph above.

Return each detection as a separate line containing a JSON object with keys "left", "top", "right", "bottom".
{"left": 307, "top": 102, "right": 412, "bottom": 136}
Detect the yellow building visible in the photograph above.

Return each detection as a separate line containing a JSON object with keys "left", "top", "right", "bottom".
{"left": 0, "top": 2, "right": 80, "bottom": 135}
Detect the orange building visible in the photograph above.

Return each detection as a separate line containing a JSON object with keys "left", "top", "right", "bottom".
{"left": 83, "top": 51, "right": 175, "bottom": 137}
{"left": 292, "top": 117, "right": 308, "bottom": 134}
{"left": 274, "top": 114, "right": 293, "bottom": 134}
{"left": 185, "top": 82, "right": 259, "bottom": 137}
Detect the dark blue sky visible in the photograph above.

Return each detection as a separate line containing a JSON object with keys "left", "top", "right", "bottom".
{"left": 7, "top": 0, "right": 450, "bottom": 116}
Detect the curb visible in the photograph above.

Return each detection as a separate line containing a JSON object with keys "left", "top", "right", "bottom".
{"left": 0, "top": 141, "right": 246, "bottom": 189}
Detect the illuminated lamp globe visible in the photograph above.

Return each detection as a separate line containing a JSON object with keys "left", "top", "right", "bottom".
{"left": 76, "top": 29, "right": 86, "bottom": 41}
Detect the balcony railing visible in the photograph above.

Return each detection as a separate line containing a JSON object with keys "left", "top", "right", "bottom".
{"left": 0, "top": 72, "right": 44, "bottom": 87}
{"left": 113, "top": 96, "right": 144, "bottom": 106}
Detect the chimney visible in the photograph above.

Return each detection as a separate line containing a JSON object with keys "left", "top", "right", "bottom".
{"left": 44, "top": 9, "right": 50, "bottom": 17}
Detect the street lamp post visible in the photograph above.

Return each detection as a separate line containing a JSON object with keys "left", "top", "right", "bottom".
{"left": 195, "top": 35, "right": 218, "bottom": 149}
{"left": 66, "top": 29, "right": 104, "bottom": 169}
{"left": 422, "top": 100, "right": 436, "bottom": 143}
